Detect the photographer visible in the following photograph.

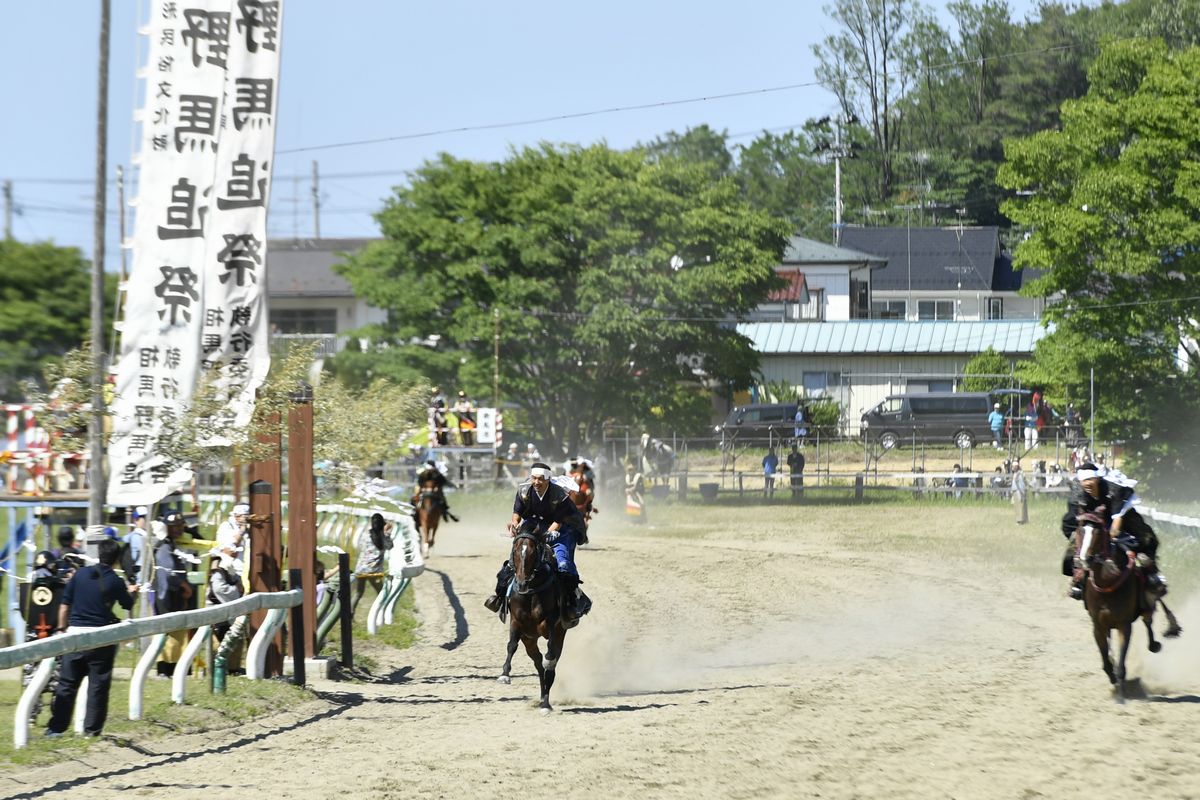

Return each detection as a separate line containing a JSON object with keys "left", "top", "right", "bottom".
{"left": 215, "top": 503, "right": 249, "bottom": 578}
{"left": 45, "top": 538, "right": 137, "bottom": 738}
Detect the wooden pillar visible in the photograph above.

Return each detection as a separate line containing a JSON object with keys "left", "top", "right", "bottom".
{"left": 248, "top": 415, "right": 283, "bottom": 677}
{"left": 287, "top": 383, "right": 316, "bottom": 658}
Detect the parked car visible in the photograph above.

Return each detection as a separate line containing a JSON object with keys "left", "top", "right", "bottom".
{"left": 716, "top": 403, "right": 798, "bottom": 446}
{"left": 861, "top": 391, "right": 1001, "bottom": 450}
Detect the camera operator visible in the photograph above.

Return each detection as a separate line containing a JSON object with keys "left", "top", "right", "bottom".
{"left": 215, "top": 503, "right": 249, "bottom": 578}
{"left": 44, "top": 538, "right": 137, "bottom": 738}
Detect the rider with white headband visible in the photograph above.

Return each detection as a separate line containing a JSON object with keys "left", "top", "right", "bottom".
{"left": 1062, "top": 462, "right": 1165, "bottom": 600}
{"left": 483, "top": 462, "right": 590, "bottom": 623}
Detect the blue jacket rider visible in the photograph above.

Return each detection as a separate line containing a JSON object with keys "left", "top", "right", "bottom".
{"left": 484, "top": 462, "right": 588, "bottom": 620}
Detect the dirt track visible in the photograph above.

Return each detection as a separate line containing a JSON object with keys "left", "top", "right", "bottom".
{"left": 3, "top": 498, "right": 1199, "bottom": 800}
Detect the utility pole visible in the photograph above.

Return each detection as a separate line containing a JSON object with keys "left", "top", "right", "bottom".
{"left": 311, "top": 160, "right": 321, "bottom": 239}
{"left": 116, "top": 164, "right": 127, "bottom": 279}
{"left": 492, "top": 307, "right": 500, "bottom": 410}
{"left": 89, "top": 0, "right": 111, "bottom": 530}
{"left": 2, "top": 180, "right": 11, "bottom": 239}
{"left": 814, "top": 115, "right": 857, "bottom": 246}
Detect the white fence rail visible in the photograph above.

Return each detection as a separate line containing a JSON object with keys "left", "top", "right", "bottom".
{"left": 2, "top": 588, "right": 301, "bottom": 749}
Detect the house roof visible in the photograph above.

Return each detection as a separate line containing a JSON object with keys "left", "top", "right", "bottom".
{"left": 783, "top": 235, "right": 887, "bottom": 268}
{"left": 737, "top": 320, "right": 1048, "bottom": 355}
{"left": 767, "top": 270, "right": 809, "bottom": 303}
{"left": 267, "top": 237, "right": 374, "bottom": 298}
{"left": 839, "top": 226, "right": 1015, "bottom": 292}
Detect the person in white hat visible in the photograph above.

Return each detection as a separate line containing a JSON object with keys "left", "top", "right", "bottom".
{"left": 214, "top": 503, "right": 250, "bottom": 577}
{"left": 988, "top": 402, "right": 1005, "bottom": 449}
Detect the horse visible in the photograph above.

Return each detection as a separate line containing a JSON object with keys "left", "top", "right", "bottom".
{"left": 1076, "top": 513, "right": 1181, "bottom": 701}
{"left": 498, "top": 523, "right": 568, "bottom": 714}
{"left": 415, "top": 481, "right": 442, "bottom": 558}
{"left": 639, "top": 433, "right": 675, "bottom": 487}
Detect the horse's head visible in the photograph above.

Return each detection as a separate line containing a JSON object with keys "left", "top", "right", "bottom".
{"left": 1076, "top": 511, "right": 1111, "bottom": 563}
{"left": 511, "top": 520, "right": 548, "bottom": 594}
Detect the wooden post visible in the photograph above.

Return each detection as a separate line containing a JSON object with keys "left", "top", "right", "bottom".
{"left": 247, "top": 413, "right": 283, "bottom": 677}
{"left": 338, "top": 552, "right": 352, "bottom": 668}
{"left": 287, "top": 383, "right": 316, "bottom": 658}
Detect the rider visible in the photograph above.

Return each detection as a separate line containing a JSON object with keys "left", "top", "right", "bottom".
{"left": 1062, "top": 462, "right": 1166, "bottom": 601}
{"left": 411, "top": 458, "right": 458, "bottom": 522}
{"left": 483, "top": 462, "right": 591, "bottom": 623}
{"left": 569, "top": 460, "right": 597, "bottom": 535}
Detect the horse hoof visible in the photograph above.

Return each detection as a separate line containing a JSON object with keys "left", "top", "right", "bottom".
{"left": 497, "top": 675, "right": 511, "bottom": 685}
{"left": 538, "top": 706, "right": 552, "bottom": 716}
{"left": 1149, "top": 641, "right": 1162, "bottom": 653}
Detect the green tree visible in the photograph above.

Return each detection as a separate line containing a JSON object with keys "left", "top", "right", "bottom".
{"left": 0, "top": 240, "right": 109, "bottom": 398}
{"left": 334, "top": 143, "right": 790, "bottom": 457}
{"left": 961, "top": 347, "right": 1011, "bottom": 392}
{"left": 642, "top": 125, "right": 734, "bottom": 182}
{"left": 998, "top": 40, "right": 1200, "bottom": 496}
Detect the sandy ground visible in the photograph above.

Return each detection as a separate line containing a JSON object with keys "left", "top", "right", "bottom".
{"left": 2, "top": 497, "right": 1199, "bottom": 800}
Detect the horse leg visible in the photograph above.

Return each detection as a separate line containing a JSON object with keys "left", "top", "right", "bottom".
{"left": 428, "top": 517, "right": 439, "bottom": 552}
{"left": 498, "top": 625, "right": 520, "bottom": 684}
{"left": 1114, "top": 623, "right": 1133, "bottom": 703}
{"left": 521, "top": 636, "right": 545, "bottom": 706}
{"left": 1143, "top": 613, "right": 1162, "bottom": 654}
{"left": 1159, "top": 599, "right": 1183, "bottom": 638}
{"left": 1094, "top": 624, "right": 1115, "bottom": 685}
{"left": 540, "top": 626, "right": 567, "bottom": 713}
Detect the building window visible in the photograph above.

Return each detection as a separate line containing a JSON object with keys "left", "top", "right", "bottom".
{"left": 272, "top": 308, "right": 338, "bottom": 334}
{"left": 803, "top": 371, "right": 841, "bottom": 397}
{"left": 988, "top": 297, "right": 1004, "bottom": 320}
{"left": 917, "top": 300, "right": 956, "bottom": 320}
{"left": 871, "top": 300, "right": 907, "bottom": 320}
{"left": 786, "top": 289, "right": 824, "bottom": 321}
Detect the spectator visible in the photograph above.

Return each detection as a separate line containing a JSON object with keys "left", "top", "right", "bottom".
{"left": 786, "top": 444, "right": 805, "bottom": 499}
{"left": 624, "top": 461, "right": 647, "bottom": 525}
{"left": 351, "top": 513, "right": 393, "bottom": 614}
{"left": 762, "top": 449, "right": 780, "bottom": 497}
{"left": 990, "top": 466, "right": 1008, "bottom": 497}
{"left": 45, "top": 538, "right": 137, "bottom": 738}
{"left": 793, "top": 406, "right": 808, "bottom": 445}
{"left": 153, "top": 518, "right": 192, "bottom": 677}
{"left": 454, "top": 391, "right": 476, "bottom": 446}
{"left": 525, "top": 442, "right": 541, "bottom": 462}
{"left": 122, "top": 506, "right": 149, "bottom": 584}
{"left": 1012, "top": 460, "right": 1028, "bottom": 524}
{"left": 52, "top": 526, "right": 83, "bottom": 576}
{"left": 1024, "top": 402, "right": 1039, "bottom": 450}
{"left": 951, "top": 464, "right": 967, "bottom": 499}
{"left": 215, "top": 503, "right": 249, "bottom": 578}
{"left": 988, "top": 403, "right": 1005, "bottom": 450}
{"left": 430, "top": 387, "right": 449, "bottom": 446}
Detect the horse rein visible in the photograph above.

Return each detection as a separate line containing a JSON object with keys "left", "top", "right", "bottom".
{"left": 1078, "top": 522, "right": 1134, "bottom": 594}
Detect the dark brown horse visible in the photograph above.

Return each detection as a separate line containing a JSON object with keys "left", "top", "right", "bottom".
{"left": 1076, "top": 513, "right": 1180, "bottom": 701}
{"left": 415, "top": 482, "right": 442, "bottom": 558}
{"left": 498, "top": 523, "right": 568, "bottom": 714}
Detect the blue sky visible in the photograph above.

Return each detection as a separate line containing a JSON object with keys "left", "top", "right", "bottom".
{"left": 1, "top": 0, "right": 1054, "bottom": 263}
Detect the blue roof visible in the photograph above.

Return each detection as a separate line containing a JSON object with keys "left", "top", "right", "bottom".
{"left": 737, "top": 320, "right": 1048, "bottom": 355}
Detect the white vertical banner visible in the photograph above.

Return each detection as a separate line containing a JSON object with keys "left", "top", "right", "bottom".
{"left": 199, "top": 0, "right": 282, "bottom": 443}
{"left": 109, "top": 0, "right": 236, "bottom": 505}
{"left": 475, "top": 408, "right": 496, "bottom": 445}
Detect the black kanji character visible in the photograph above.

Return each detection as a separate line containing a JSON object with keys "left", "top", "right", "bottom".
{"left": 154, "top": 265, "right": 200, "bottom": 324}
{"left": 216, "top": 154, "right": 268, "bottom": 209}
{"left": 175, "top": 95, "right": 218, "bottom": 152}
{"left": 216, "top": 233, "right": 262, "bottom": 286}
{"left": 138, "top": 376, "right": 155, "bottom": 398}
{"left": 139, "top": 347, "right": 160, "bottom": 368}
{"left": 230, "top": 305, "right": 253, "bottom": 327}
{"left": 181, "top": 9, "right": 231, "bottom": 69}
{"left": 232, "top": 78, "right": 273, "bottom": 131}
{"left": 120, "top": 462, "right": 142, "bottom": 485}
{"left": 236, "top": 0, "right": 279, "bottom": 52}
{"left": 205, "top": 308, "right": 225, "bottom": 327}
{"left": 164, "top": 347, "right": 182, "bottom": 370}
{"left": 134, "top": 405, "right": 155, "bottom": 428}
{"left": 157, "top": 178, "right": 208, "bottom": 240}
{"left": 203, "top": 333, "right": 222, "bottom": 354}
{"left": 229, "top": 329, "right": 253, "bottom": 353}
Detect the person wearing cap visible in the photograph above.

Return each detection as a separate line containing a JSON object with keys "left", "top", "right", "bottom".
{"left": 44, "top": 538, "right": 138, "bottom": 738}
{"left": 411, "top": 459, "right": 457, "bottom": 522}
{"left": 1061, "top": 463, "right": 1166, "bottom": 601}
{"left": 988, "top": 403, "right": 1005, "bottom": 449}
{"left": 215, "top": 503, "right": 250, "bottom": 576}
{"left": 483, "top": 462, "right": 591, "bottom": 623}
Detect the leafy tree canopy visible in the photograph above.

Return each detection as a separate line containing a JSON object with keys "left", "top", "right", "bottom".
{"left": 999, "top": 39, "right": 1200, "bottom": 496}
{"left": 962, "top": 347, "right": 1012, "bottom": 392}
{"left": 0, "top": 240, "right": 109, "bottom": 398}
{"left": 333, "top": 143, "right": 790, "bottom": 456}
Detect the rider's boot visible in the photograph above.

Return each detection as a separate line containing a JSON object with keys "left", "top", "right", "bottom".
{"left": 483, "top": 562, "right": 513, "bottom": 613}
{"left": 559, "top": 573, "right": 580, "bottom": 622}
{"left": 1137, "top": 554, "right": 1168, "bottom": 597}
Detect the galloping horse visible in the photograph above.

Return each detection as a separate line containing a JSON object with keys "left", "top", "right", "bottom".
{"left": 415, "top": 481, "right": 442, "bottom": 558}
{"left": 1076, "top": 512, "right": 1180, "bottom": 700}
{"left": 498, "top": 522, "right": 568, "bottom": 713}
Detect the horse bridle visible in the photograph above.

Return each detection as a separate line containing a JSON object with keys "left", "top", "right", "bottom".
{"left": 511, "top": 530, "right": 554, "bottom": 596}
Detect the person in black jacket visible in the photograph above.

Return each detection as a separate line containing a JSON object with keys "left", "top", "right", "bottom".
{"left": 1062, "top": 463, "right": 1165, "bottom": 600}
{"left": 45, "top": 539, "right": 137, "bottom": 737}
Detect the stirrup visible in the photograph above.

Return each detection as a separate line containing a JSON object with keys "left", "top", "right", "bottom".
{"left": 483, "top": 594, "right": 502, "bottom": 613}
{"left": 1069, "top": 583, "right": 1084, "bottom": 601}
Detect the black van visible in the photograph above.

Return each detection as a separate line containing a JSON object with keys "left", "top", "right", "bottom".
{"left": 860, "top": 392, "right": 996, "bottom": 450}
{"left": 716, "top": 403, "right": 798, "bottom": 445}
